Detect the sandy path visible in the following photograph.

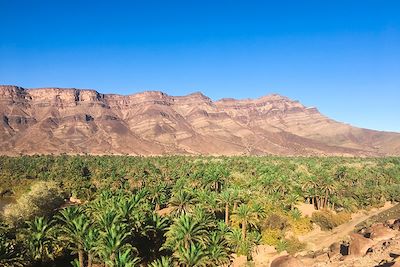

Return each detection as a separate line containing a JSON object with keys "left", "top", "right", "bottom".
{"left": 298, "top": 202, "right": 394, "bottom": 251}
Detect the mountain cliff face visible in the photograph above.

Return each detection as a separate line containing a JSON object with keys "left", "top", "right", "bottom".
{"left": 1, "top": 85, "right": 399, "bottom": 156}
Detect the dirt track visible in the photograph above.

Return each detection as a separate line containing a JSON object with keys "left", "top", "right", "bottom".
{"left": 298, "top": 202, "right": 395, "bottom": 251}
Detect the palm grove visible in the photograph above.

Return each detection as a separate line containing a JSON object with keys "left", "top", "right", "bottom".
{"left": 1, "top": 155, "right": 400, "bottom": 266}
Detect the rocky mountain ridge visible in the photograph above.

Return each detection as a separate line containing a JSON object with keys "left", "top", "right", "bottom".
{"left": 1, "top": 85, "right": 399, "bottom": 156}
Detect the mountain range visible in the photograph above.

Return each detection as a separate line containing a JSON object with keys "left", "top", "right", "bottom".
{"left": 1, "top": 85, "right": 399, "bottom": 156}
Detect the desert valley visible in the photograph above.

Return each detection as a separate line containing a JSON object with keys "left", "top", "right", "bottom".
{"left": 1, "top": 86, "right": 400, "bottom": 267}
{"left": 2, "top": 1, "right": 399, "bottom": 266}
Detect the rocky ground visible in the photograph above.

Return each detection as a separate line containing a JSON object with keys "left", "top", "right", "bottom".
{"left": 232, "top": 204, "right": 400, "bottom": 267}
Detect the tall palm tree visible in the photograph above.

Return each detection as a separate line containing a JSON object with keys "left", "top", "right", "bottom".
{"left": 231, "top": 204, "right": 258, "bottom": 240}
{"left": 57, "top": 207, "right": 90, "bottom": 267}
{"left": 218, "top": 190, "right": 233, "bottom": 225}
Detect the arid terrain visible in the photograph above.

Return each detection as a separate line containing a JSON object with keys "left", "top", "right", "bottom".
{"left": 1, "top": 85, "right": 400, "bottom": 156}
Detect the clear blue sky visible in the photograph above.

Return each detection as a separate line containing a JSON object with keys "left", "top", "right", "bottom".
{"left": 1, "top": 0, "right": 399, "bottom": 132}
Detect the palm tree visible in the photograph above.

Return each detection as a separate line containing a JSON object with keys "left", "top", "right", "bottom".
{"left": 149, "top": 256, "right": 173, "bottom": 267}
{"left": 195, "top": 190, "right": 219, "bottom": 215}
{"left": 97, "top": 223, "right": 131, "bottom": 265}
{"left": 218, "top": 190, "right": 233, "bottom": 225}
{"left": 164, "top": 214, "right": 209, "bottom": 251}
{"left": 205, "top": 165, "right": 229, "bottom": 193}
{"left": 148, "top": 183, "right": 168, "bottom": 211}
{"left": 206, "top": 232, "right": 231, "bottom": 266}
{"left": 84, "top": 228, "right": 99, "bottom": 267}
{"left": 175, "top": 243, "right": 208, "bottom": 267}
{"left": 25, "top": 217, "right": 56, "bottom": 265}
{"left": 300, "top": 174, "right": 317, "bottom": 205}
{"left": 284, "top": 192, "right": 302, "bottom": 211}
{"left": 168, "top": 190, "right": 196, "bottom": 216}
{"left": 320, "top": 177, "right": 337, "bottom": 209}
{"left": 95, "top": 210, "right": 121, "bottom": 231}
{"left": 250, "top": 202, "right": 266, "bottom": 220}
{"left": 226, "top": 228, "right": 242, "bottom": 254}
{"left": 231, "top": 204, "right": 258, "bottom": 240}
{"left": 104, "top": 247, "right": 140, "bottom": 267}
{"left": 57, "top": 207, "right": 90, "bottom": 267}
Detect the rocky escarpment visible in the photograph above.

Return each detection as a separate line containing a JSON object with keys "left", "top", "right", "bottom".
{"left": 0, "top": 85, "right": 399, "bottom": 156}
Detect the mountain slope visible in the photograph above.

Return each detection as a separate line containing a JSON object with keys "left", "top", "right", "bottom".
{"left": 1, "top": 85, "right": 399, "bottom": 156}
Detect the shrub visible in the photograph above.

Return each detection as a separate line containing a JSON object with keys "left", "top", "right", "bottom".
{"left": 289, "top": 216, "right": 313, "bottom": 235}
{"left": 263, "top": 213, "right": 288, "bottom": 230}
{"left": 3, "top": 182, "right": 65, "bottom": 226}
{"left": 284, "top": 237, "right": 306, "bottom": 254}
{"left": 311, "top": 210, "right": 351, "bottom": 231}
{"left": 261, "top": 229, "right": 283, "bottom": 246}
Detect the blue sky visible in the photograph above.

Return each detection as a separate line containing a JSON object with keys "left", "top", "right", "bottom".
{"left": 1, "top": 0, "right": 399, "bottom": 132}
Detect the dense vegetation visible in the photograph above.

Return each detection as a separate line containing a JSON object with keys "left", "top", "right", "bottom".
{"left": 1, "top": 155, "right": 400, "bottom": 266}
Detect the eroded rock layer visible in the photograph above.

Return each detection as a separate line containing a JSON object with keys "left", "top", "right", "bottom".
{"left": 1, "top": 85, "right": 399, "bottom": 156}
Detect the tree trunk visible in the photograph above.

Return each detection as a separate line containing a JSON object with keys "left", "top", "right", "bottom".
{"left": 78, "top": 245, "right": 84, "bottom": 267}
{"left": 324, "top": 191, "right": 329, "bottom": 208}
{"left": 88, "top": 252, "right": 93, "bottom": 267}
{"left": 225, "top": 203, "right": 229, "bottom": 225}
{"left": 242, "top": 221, "right": 247, "bottom": 240}
{"left": 233, "top": 201, "right": 238, "bottom": 212}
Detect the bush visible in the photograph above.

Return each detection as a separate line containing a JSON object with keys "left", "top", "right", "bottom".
{"left": 261, "top": 229, "right": 282, "bottom": 246}
{"left": 289, "top": 216, "right": 313, "bottom": 235}
{"left": 311, "top": 210, "right": 351, "bottom": 231}
{"left": 3, "top": 182, "right": 65, "bottom": 226}
{"left": 272, "top": 236, "right": 306, "bottom": 254}
{"left": 263, "top": 213, "right": 288, "bottom": 230}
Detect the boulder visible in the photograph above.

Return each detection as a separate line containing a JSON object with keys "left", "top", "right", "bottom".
{"left": 314, "top": 252, "right": 330, "bottom": 263}
{"left": 369, "top": 223, "right": 397, "bottom": 241}
{"left": 328, "top": 242, "right": 341, "bottom": 258}
{"left": 270, "top": 255, "right": 305, "bottom": 267}
{"left": 348, "top": 233, "right": 374, "bottom": 257}
{"left": 392, "top": 219, "right": 400, "bottom": 231}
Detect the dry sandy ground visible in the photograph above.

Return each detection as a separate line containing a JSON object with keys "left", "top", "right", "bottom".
{"left": 298, "top": 202, "right": 395, "bottom": 252}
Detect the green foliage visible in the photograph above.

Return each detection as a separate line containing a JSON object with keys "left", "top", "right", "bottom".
{"left": 279, "top": 237, "right": 306, "bottom": 254}
{"left": 3, "top": 181, "right": 65, "bottom": 226}
{"left": 289, "top": 216, "right": 313, "bottom": 235}
{"left": 261, "top": 229, "right": 283, "bottom": 246}
{"left": 0, "top": 155, "right": 399, "bottom": 266}
{"left": 311, "top": 210, "right": 351, "bottom": 230}
{"left": 149, "top": 256, "right": 173, "bottom": 267}
{"left": 0, "top": 230, "right": 25, "bottom": 266}
{"left": 25, "top": 217, "right": 58, "bottom": 263}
